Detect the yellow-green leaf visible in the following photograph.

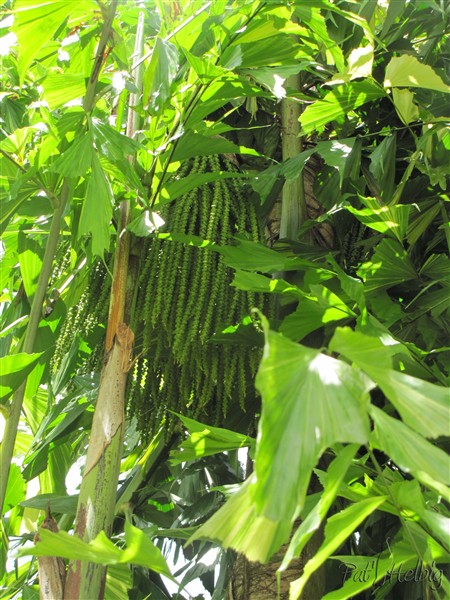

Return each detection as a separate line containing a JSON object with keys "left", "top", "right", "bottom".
{"left": 385, "top": 56, "right": 450, "bottom": 93}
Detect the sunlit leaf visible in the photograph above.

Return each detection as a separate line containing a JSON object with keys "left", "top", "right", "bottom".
{"left": 50, "top": 132, "right": 93, "bottom": 178}
{"left": 215, "top": 238, "right": 327, "bottom": 274}
{"left": 329, "top": 327, "right": 398, "bottom": 371}
{"left": 13, "top": 0, "right": 76, "bottom": 83}
{"left": 392, "top": 88, "right": 420, "bottom": 125}
{"left": 252, "top": 317, "right": 371, "bottom": 522}
{"left": 325, "top": 539, "right": 417, "bottom": 599}
{"left": 370, "top": 406, "right": 450, "bottom": 495}
{"left": 171, "top": 132, "right": 259, "bottom": 162}
{"left": 365, "top": 369, "right": 450, "bottom": 439}
{"left": 4, "top": 464, "right": 26, "bottom": 512}
{"left": 143, "top": 37, "right": 179, "bottom": 114}
{"left": 17, "top": 524, "right": 172, "bottom": 576}
{"left": 280, "top": 290, "right": 355, "bottom": 342}
{"left": 18, "top": 231, "right": 43, "bottom": 301}
{"left": 78, "top": 154, "right": 113, "bottom": 256}
{"left": 346, "top": 198, "right": 410, "bottom": 241}
{"left": 385, "top": 56, "right": 450, "bottom": 93}
{"left": 188, "top": 475, "right": 292, "bottom": 563}
{"left": 300, "top": 81, "right": 385, "bottom": 135}
{"left": 279, "top": 444, "right": 359, "bottom": 572}
{"left": 0, "top": 353, "right": 42, "bottom": 405}
{"left": 41, "top": 73, "right": 86, "bottom": 110}
{"left": 20, "top": 494, "right": 79, "bottom": 515}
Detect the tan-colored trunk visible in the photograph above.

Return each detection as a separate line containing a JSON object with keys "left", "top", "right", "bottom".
{"left": 228, "top": 529, "right": 324, "bottom": 600}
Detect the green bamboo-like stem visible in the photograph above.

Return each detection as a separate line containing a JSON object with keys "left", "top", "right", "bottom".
{"left": 0, "top": 183, "right": 70, "bottom": 513}
{"left": 64, "top": 10, "right": 145, "bottom": 599}
{"left": 0, "top": 0, "right": 118, "bottom": 519}
{"left": 279, "top": 73, "right": 305, "bottom": 240}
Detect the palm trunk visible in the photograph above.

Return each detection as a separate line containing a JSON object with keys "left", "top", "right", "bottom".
{"left": 63, "top": 7, "right": 145, "bottom": 599}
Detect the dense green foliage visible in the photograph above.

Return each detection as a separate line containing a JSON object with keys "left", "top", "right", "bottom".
{"left": 1, "top": 1, "right": 449, "bottom": 599}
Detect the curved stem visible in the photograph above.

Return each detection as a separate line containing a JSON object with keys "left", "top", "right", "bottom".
{"left": 0, "top": 0, "right": 118, "bottom": 516}
{"left": 0, "top": 183, "right": 70, "bottom": 513}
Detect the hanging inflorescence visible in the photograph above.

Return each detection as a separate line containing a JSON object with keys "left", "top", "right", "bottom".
{"left": 52, "top": 154, "right": 269, "bottom": 437}
{"left": 128, "top": 154, "right": 267, "bottom": 436}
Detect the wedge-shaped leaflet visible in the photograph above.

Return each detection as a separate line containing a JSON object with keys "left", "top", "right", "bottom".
{"left": 41, "top": 73, "right": 87, "bottom": 110}
{"left": 279, "top": 444, "right": 359, "bottom": 572}
{"left": 366, "top": 369, "right": 449, "bottom": 439}
{"left": 331, "top": 328, "right": 450, "bottom": 439}
{"left": 50, "top": 132, "right": 93, "bottom": 178}
{"left": 190, "top": 320, "right": 371, "bottom": 562}
{"left": 18, "top": 522, "right": 172, "bottom": 577}
{"left": 300, "top": 81, "right": 385, "bottom": 135}
{"left": 357, "top": 238, "right": 417, "bottom": 292}
{"left": 370, "top": 406, "right": 450, "bottom": 498}
{"left": 188, "top": 475, "right": 292, "bottom": 563}
{"left": 78, "top": 154, "right": 114, "bottom": 257}
{"left": 385, "top": 56, "right": 450, "bottom": 93}
{"left": 253, "top": 317, "right": 371, "bottom": 522}
{"left": 13, "top": 0, "right": 79, "bottom": 83}
{"left": 170, "top": 414, "right": 255, "bottom": 464}
{"left": 0, "top": 353, "right": 42, "bottom": 405}
{"left": 143, "top": 37, "right": 179, "bottom": 115}
{"left": 290, "top": 496, "right": 386, "bottom": 600}
{"left": 325, "top": 538, "right": 418, "bottom": 600}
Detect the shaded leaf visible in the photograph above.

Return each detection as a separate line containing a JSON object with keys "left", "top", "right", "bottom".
{"left": 170, "top": 414, "right": 255, "bottom": 465}
{"left": 357, "top": 238, "right": 417, "bottom": 292}
{"left": 290, "top": 496, "right": 387, "bottom": 600}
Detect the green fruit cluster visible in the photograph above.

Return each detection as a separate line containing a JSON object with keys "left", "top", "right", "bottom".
{"left": 53, "top": 155, "right": 268, "bottom": 437}
{"left": 129, "top": 154, "right": 266, "bottom": 436}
